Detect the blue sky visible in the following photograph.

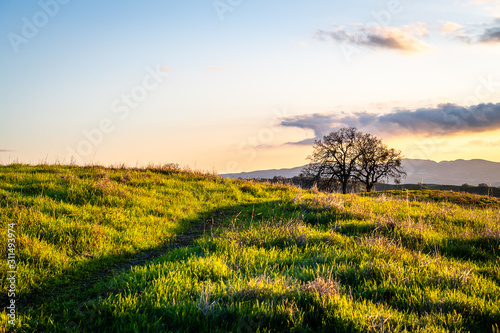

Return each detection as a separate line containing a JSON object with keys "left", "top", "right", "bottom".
{"left": 1, "top": 0, "right": 500, "bottom": 172}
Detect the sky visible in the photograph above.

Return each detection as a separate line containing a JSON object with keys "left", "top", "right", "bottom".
{"left": 1, "top": 0, "right": 500, "bottom": 173}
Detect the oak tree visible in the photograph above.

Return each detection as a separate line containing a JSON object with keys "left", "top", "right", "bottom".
{"left": 302, "top": 127, "right": 406, "bottom": 193}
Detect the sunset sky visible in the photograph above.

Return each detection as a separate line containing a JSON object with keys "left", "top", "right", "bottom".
{"left": 1, "top": 0, "right": 500, "bottom": 173}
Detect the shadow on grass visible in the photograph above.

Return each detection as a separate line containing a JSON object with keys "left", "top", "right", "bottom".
{"left": 4, "top": 201, "right": 288, "bottom": 311}
{"left": 441, "top": 237, "right": 499, "bottom": 262}
{"left": 394, "top": 230, "right": 499, "bottom": 263}
{"left": 298, "top": 204, "right": 371, "bottom": 233}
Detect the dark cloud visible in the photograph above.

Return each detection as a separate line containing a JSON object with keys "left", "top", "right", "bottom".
{"left": 280, "top": 103, "right": 500, "bottom": 145}
{"left": 378, "top": 103, "right": 500, "bottom": 133}
{"left": 442, "top": 20, "right": 500, "bottom": 44}
{"left": 479, "top": 26, "right": 500, "bottom": 43}
{"left": 280, "top": 114, "right": 338, "bottom": 145}
{"left": 315, "top": 24, "right": 428, "bottom": 52}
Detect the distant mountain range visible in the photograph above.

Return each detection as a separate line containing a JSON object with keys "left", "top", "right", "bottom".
{"left": 222, "top": 159, "right": 500, "bottom": 187}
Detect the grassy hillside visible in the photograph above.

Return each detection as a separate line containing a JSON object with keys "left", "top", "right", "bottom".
{"left": 0, "top": 164, "right": 293, "bottom": 296}
{"left": 1, "top": 165, "right": 500, "bottom": 332}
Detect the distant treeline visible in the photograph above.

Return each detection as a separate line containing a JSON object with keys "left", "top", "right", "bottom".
{"left": 245, "top": 176, "right": 500, "bottom": 198}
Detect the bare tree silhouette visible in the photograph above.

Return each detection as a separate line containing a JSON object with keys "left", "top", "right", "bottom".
{"left": 302, "top": 127, "right": 406, "bottom": 193}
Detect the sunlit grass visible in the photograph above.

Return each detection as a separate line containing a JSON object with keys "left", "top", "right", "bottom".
{"left": 1, "top": 164, "right": 499, "bottom": 332}
{"left": 0, "top": 164, "right": 297, "bottom": 297}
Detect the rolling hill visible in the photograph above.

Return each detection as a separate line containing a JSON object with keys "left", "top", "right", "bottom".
{"left": 1, "top": 164, "right": 499, "bottom": 332}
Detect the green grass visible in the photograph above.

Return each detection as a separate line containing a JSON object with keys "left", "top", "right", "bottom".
{"left": 1, "top": 165, "right": 499, "bottom": 332}
{"left": 0, "top": 164, "right": 294, "bottom": 297}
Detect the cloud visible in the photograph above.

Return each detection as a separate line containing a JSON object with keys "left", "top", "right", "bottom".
{"left": 463, "top": 139, "right": 500, "bottom": 147}
{"left": 0, "top": 149, "right": 11, "bottom": 153}
{"left": 315, "top": 23, "right": 429, "bottom": 53}
{"left": 440, "top": 22, "right": 464, "bottom": 34}
{"left": 280, "top": 113, "right": 340, "bottom": 145}
{"left": 204, "top": 66, "right": 224, "bottom": 71}
{"left": 479, "top": 26, "right": 500, "bottom": 43}
{"left": 377, "top": 103, "right": 500, "bottom": 134}
{"left": 443, "top": 19, "right": 500, "bottom": 44}
{"left": 160, "top": 66, "right": 172, "bottom": 72}
{"left": 280, "top": 102, "right": 500, "bottom": 144}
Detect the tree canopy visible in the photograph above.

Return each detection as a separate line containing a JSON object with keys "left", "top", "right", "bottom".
{"left": 301, "top": 127, "right": 406, "bottom": 193}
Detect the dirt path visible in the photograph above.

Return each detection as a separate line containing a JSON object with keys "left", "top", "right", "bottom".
{"left": 15, "top": 209, "right": 232, "bottom": 309}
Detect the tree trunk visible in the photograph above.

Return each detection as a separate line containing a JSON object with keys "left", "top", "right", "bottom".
{"left": 341, "top": 182, "right": 348, "bottom": 194}
{"left": 366, "top": 183, "right": 373, "bottom": 192}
